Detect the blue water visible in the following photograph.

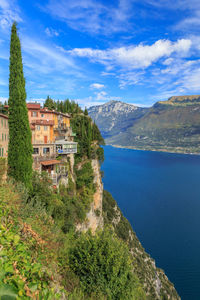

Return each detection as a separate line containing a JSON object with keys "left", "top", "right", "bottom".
{"left": 101, "top": 146, "right": 200, "bottom": 300}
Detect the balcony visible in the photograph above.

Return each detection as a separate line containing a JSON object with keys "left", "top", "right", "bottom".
{"left": 57, "top": 148, "right": 77, "bottom": 154}
{"left": 54, "top": 124, "right": 69, "bottom": 131}
{"left": 55, "top": 140, "right": 77, "bottom": 155}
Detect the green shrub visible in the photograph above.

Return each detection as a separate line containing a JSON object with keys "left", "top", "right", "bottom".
{"left": 68, "top": 228, "right": 144, "bottom": 299}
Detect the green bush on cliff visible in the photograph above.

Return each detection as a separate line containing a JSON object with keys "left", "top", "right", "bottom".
{"left": 68, "top": 228, "right": 145, "bottom": 299}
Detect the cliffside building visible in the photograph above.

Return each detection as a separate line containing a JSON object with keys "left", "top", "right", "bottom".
{"left": 26, "top": 103, "right": 77, "bottom": 185}
{"left": 4, "top": 103, "right": 77, "bottom": 186}
{"left": 0, "top": 114, "right": 9, "bottom": 158}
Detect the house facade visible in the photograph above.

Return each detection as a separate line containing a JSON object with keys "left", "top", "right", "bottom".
{"left": 0, "top": 114, "right": 9, "bottom": 158}
{"left": 26, "top": 103, "right": 77, "bottom": 186}
{"left": 4, "top": 103, "right": 77, "bottom": 186}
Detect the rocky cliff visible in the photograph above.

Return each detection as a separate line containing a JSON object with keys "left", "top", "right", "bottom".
{"left": 76, "top": 159, "right": 104, "bottom": 233}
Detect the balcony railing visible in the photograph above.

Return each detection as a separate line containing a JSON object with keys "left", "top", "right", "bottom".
{"left": 54, "top": 124, "right": 69, "bottom": 131}
{"left": 57, "top": 148, "right": 77, "bottom": 154}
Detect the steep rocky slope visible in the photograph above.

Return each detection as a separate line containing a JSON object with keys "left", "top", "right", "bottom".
{"left": 76, "top": 159, "right": 104, "bottom": 233}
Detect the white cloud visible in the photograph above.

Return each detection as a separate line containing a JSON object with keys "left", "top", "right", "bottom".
{"left": 74, "top": 97, "right": 104, "bottom": 108}
{"left": 45, "top": 27, "right": 59, "bottom": 37}
{"left": 0, "top": 96, "right": 8, "bottom": 103}
{"left": 95, "top": 91, "right": 107, "bottom": 100}
{"left": 0, "top": 0, "right": 22, "bottom": 30}
{"left": 90, "top": 83, "right": 105, "bottom": 89}
{"left": 69, "top": 39, "right": 191, "bottom": 70}
{"left": 118, "top": 71, "right": 145, "bottom": 89}
{"left": 143, "top": 0, "right": 200, "bottom": 33}
{"left": 43, "top": 0, "right": 134, "bottom": 35}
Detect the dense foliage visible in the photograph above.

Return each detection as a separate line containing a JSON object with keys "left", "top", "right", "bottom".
{"left": 0, "top": 182, "right": 65, "bottom": 299}
{"left": 68, "top": 228, "right": 145, "bottom": 300}
{"left": 0, "top": 158, "right": 6, "bottom": 181}
{"left": 8, "top": 23, "right": 33, "bottom": 189}
{"left": 44, "top": 96, "right": 82, "bottom": 115}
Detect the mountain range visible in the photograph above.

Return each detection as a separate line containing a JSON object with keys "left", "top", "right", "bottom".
{"left": 88, "top": 95, "right": 200, "bottom": 154}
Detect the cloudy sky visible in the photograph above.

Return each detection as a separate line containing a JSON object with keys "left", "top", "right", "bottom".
{"left": 0, "top": 0, "right": 200, "bottom": 107}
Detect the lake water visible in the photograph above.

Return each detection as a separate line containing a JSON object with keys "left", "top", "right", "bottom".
{"left": 101, "top": 146, "right": 200, "bottom": 300}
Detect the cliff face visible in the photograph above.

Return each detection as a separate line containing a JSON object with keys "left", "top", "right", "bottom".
{"left": 76, "top": 159, "right": 104, "bottom": 233}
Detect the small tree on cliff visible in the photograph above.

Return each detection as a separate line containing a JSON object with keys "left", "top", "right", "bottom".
{"left": 8, "top": 22, "right": 33, "bottom": 189}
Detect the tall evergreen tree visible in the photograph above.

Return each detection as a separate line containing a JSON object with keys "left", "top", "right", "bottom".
{"left": 8, "top": 22, "right": 33, "bottom": 189}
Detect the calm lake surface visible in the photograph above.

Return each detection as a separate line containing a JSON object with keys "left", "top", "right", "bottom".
{"left": 102, "top": 146, "right": 200, "bottom": 300}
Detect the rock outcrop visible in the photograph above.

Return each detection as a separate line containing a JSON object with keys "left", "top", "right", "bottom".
{"left": 76, "top": 159, "right": 103, "bottom": 233}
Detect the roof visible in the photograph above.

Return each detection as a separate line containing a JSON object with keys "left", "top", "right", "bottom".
{"left": 40, "top": 108, "right": 54, "bottom": 114}
{"left": 40, "top": 108, "right": 71, "bottom": 118}
{"left": 27, "top": 103, "right": 41, "bottom": 110}
{"left": 0, "top": 114, "right": 8, "bottom": 119}
{"left": 55, "top": 140, "right": 77, "bottom": 145}
{"left": 41, "top": 160, "right": 61, "bottom": 166}
{"left": 31, "top": 120, "right": 54, "bottom": 126}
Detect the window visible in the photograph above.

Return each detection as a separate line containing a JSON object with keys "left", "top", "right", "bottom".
{"left": 2, "top": 148, "right": 3, "bottom": 157}
{"left": 4, "top": 120, "right": 6, "bottom": 127}
{"left": 36, "top": 125, "right": 40, "bottom": 130}
{"left": 41, "top": 114, "right": 44, "bottom": 117}
{"left": 32, "top": 111, "right": 37, "bottom": 117}
{"left": 43, "top": 147, "right": 50, "bottom": 154}
{"left": 1, "top": 119, "right": 3, "bottom": 127}
{"left": 2, "top": 133, "right": 3, "bottom": 141}
{"left": 44, "top": 126, "right": 48, "bottom": 131}
{"left": 33, "top": 148, "right": 39, "bottom": 154}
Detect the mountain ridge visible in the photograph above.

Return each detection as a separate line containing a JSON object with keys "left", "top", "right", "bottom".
{"left": 88, "top": 96, "right": 200, "bottom": 154}
{"left": 88, "top": 100, "right": 148, "bottom": 138}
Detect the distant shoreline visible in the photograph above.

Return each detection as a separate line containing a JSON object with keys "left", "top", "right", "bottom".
{"left": 105, "top": 143, "right": 200, "bottom": 156}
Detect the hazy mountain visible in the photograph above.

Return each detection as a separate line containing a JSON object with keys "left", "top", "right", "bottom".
{"left": 88, "top": 100, "right": 148, "bottom": 138}
{"left": 89, "top": 96, "right": 200, "bottom": 154}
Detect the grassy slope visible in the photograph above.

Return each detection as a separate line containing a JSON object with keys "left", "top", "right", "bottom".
{"left": 0, "top": 181, "right": 66, "bottom": 299}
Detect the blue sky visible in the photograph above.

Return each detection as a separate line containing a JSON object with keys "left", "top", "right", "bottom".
{"left": 0, "top": 0, "right": 200, "bottom": 107}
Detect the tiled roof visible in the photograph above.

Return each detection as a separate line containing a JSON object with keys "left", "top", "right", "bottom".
{"left": 27, "top": 103, "right": 41, "bottom": 109}
{"left": 40, "top": 108, "right": 54, "bottom": 113}
{"left": 0, "top": 114, "right": 8, "bottom": 119}
{"left": 40, "top": 108, "right": 70, "bottom": 118}
{"left": 41, "top": 160, "right": 61, "bottom": 166}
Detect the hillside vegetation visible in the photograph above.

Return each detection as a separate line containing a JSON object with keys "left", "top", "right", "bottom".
{"left": 0, "top": 102, "right": 146, "bottom": 299}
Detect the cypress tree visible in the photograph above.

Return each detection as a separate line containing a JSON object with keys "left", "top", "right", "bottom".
{"left": 8, "top": 22, "right": 33, "bottom": 189}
